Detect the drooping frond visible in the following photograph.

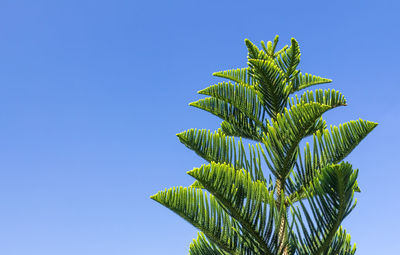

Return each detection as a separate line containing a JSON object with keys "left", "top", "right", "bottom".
{"left": 291, "top": 162, "right": 358, "bottom": 255}
{"left": 274, "top": 38, "right": 301, "bottom": 83}
{"left": 286, "top": 89, "right": 347, "bottom": 139}
{"left": 177, "top": 129, "right": 266, "bottom": 182}
{"left": 324, "top": 227, "right": 356, "bottom": 255}
{"left": 262, "top": 102, "right": 332, "bottom": 179}
{"left": 220, "top": 120, "right": 245, "bottom": 138}
{"left": 188, "top": 162, "right": 281, "bottom": 255}
{"left": 177, "top": 129, "right": 241, "bottom": 166}
{"left": 248, "top": 58, "right": 288, "bottom": 119}
{"left": 151, "top": 187, "right": 250, "bottom": 255}
{"left": 290, "top": 72, "right": 332, "bottom": 93}
{"left": 189, "top": 97, "right": 264, "bottom": 141}
{"left": 189, "top": 232, "right": 226, "bottom": 255}
{"left": 289, "top": 226, "right": 356, "bottom": 255}
{"left": 315, "top": 119, "right": 378, "bottom": 166}
{"left": 288, "top": 119, "right": 377, "bottom": 202}
{"left": 198, "top": 82, "right": 267, "bottom": 132}
{"left": 213, "top": 68, "right": 256, "bottom": 86}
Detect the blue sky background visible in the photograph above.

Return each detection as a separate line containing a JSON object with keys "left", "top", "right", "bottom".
{"left": 0, "top": 0, "right": 398, "bottom": 254}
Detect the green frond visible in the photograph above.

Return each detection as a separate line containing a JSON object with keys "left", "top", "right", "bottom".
{"left": 261, "top": 35, "right": 280, "bottom": 58}
{"left": 274, "top": 38, "right": 301, "bottom": 82}
{"left": 289, "top": 226, "right": 356, "bottom": 255}
{"left": 151, "top": 187, "right": 244, "bottom": 255}
{"left": 262, "top": 102, "right": 332, "bottom": 179}
{"left": 258, "top": 35, "right": 289, "bottom": 59}
{"left": 325, "top": 227, "right": 356, "bottom": 255}
{"left": 248, "top": 58, "right": 289, "bottom": 119}
{"left": 198, "top": 82, "right": 267, "bottom": 132}
{"left": 316, "top": 119, "right": 378, "bottom": 166}
{"left": 274, "top": 45, "right": 289, "bottom": 58}
{"left": 306, "top": 117, "right": 327, "bottom": 138}
{"left": 190, "top": 180, "right": 205, "bottom": 189}
{"left": 188, "top": 232, "right": 231, "bottom": 255}
{"left": 220, "top": 120, "right": 244, "bottom": 138}
{"left": 244, "top": 39, "right": 262, "bottom": 60}
{"left": 288, "top": 119, "right": 377, "bottom": 202}
{"left": 189, "top": 97, "right": 264, "bottom": 141}
{"left": 177, "top": 128, "right": 266, "bottom": 182}
{"left": 290, "top": 72, "right": 332, "bottom": 93}
{"left": 291, "top": 162, "right": 358, "bottom": 255}
{"left": 188, "top": 162, "right": 281, "bottom": 255}
{"left": 289, "top": 89, "right": 347, "bottom": 108}
{"left": 213, "top": 68, "right": 256, "bottom": 86}
{"left": 177, "top": 129, "right": 239, "bottom": 165}
{"left": 286, "top": 89, "right": 347, "bottom": 138}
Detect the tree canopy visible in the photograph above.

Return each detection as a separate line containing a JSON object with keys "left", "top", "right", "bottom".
{"left": 151, "top": 35, "right": 377, "bottom": 255}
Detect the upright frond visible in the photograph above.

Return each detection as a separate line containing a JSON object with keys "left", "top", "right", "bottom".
{"left": 248, "top": 58, "right": 288, "bottom": 119}
{"left": 262, "top": 102, "right": 332, "bottom": 179}
{"left": 245, "top": 39, "right": 262, "bottom": 60}
{"left": 261, "top": 35, "right": 281, "bottom": 58}
{"left": 274, "top": 38, "right": 301, "bottom": 83}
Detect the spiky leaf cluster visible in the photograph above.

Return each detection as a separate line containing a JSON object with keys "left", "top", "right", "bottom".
{"left": 151, "top": 36, "right": 377, "bottom": 255}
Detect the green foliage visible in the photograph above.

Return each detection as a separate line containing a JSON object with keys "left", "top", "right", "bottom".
{"left": 151, "top": 36, "right": 377, "bottom": 254}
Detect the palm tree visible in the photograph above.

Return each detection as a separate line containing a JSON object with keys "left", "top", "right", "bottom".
{"left": 151, "top": 35, "right": 377, "bottom": 255}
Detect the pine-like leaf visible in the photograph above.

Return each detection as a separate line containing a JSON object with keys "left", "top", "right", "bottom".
{"left": 188, "top": 162, "right": 281, "bottom": 255}
{"left": 325, "top": 227, "right": 356, "bottom": 255}
{"left": 188, "top": 232, "right": 228, "bottom": 255}
{"left": 262, "top": 102, "right": 332, "bottom": 179}
{"left": 177, "top": 129, "right": 266, "bottom": 182}
{"left": 288, "top": 119, "right": 377, "bottom": 202}
{"left": 189, "top": 97, "right": 264, "bottom": 141}
{"left": 248, "top": 58, "right": 288, "bottom": 119}
{"left": 274, "top": 45, "right": 289, "bottom": 58}
{"left": 198, "top": 82, "right": 267, "bottom": 132}
{"left": 213, "top": 68, "right": 256, "bottom": 86}
{"left": 290, "top": 72, "right": 332, "bottom": 93}
{"left": 316, "top": 119, "right": 378, "bottom": 166}
{"left": 291, "top": 162, "right": 358, "bottom": 255}
{"left": 274, "top": 38, "right": 301, "bottom": 82}
{"left": 261, "top": 35, "right": 281, "bottom": 58}
{"left": 245, "top": 39, "right": 263, "bottom": 60}
{"left": 289, "top": 89, "right": 347, "bottom": 108}
{"left": 151, "top": 187, "right": 246, "bottom": 254}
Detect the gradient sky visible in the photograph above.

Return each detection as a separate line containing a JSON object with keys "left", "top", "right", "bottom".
{"left": 0, "top": 0, "right": 399, "bottom": 254}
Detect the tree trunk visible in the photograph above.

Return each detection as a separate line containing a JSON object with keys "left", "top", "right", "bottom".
{"left": 276, "top": 178, "right": 289, "bottom": 255}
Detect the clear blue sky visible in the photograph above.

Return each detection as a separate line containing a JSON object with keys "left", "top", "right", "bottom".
{"left": 0, "top": 0, "right": 398, "bottom": 254}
